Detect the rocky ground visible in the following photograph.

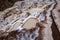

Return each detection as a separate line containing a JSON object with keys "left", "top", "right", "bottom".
{"left": 0, "top": 0, "right": 60, "bottom": 40}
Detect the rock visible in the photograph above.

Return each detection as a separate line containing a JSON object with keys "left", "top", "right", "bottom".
{"left": 22, "top": 17, "right": 39, "bottom": 30}
{"left": 52, "top": 1, "right": 60, "bottom": 32}
{"left": 0, "top": 0, "right": 55, "bottom": 40}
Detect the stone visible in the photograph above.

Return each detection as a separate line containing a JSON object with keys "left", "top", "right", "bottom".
{"left": 52, "top": 1, "right": 60, "bottom": 32}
